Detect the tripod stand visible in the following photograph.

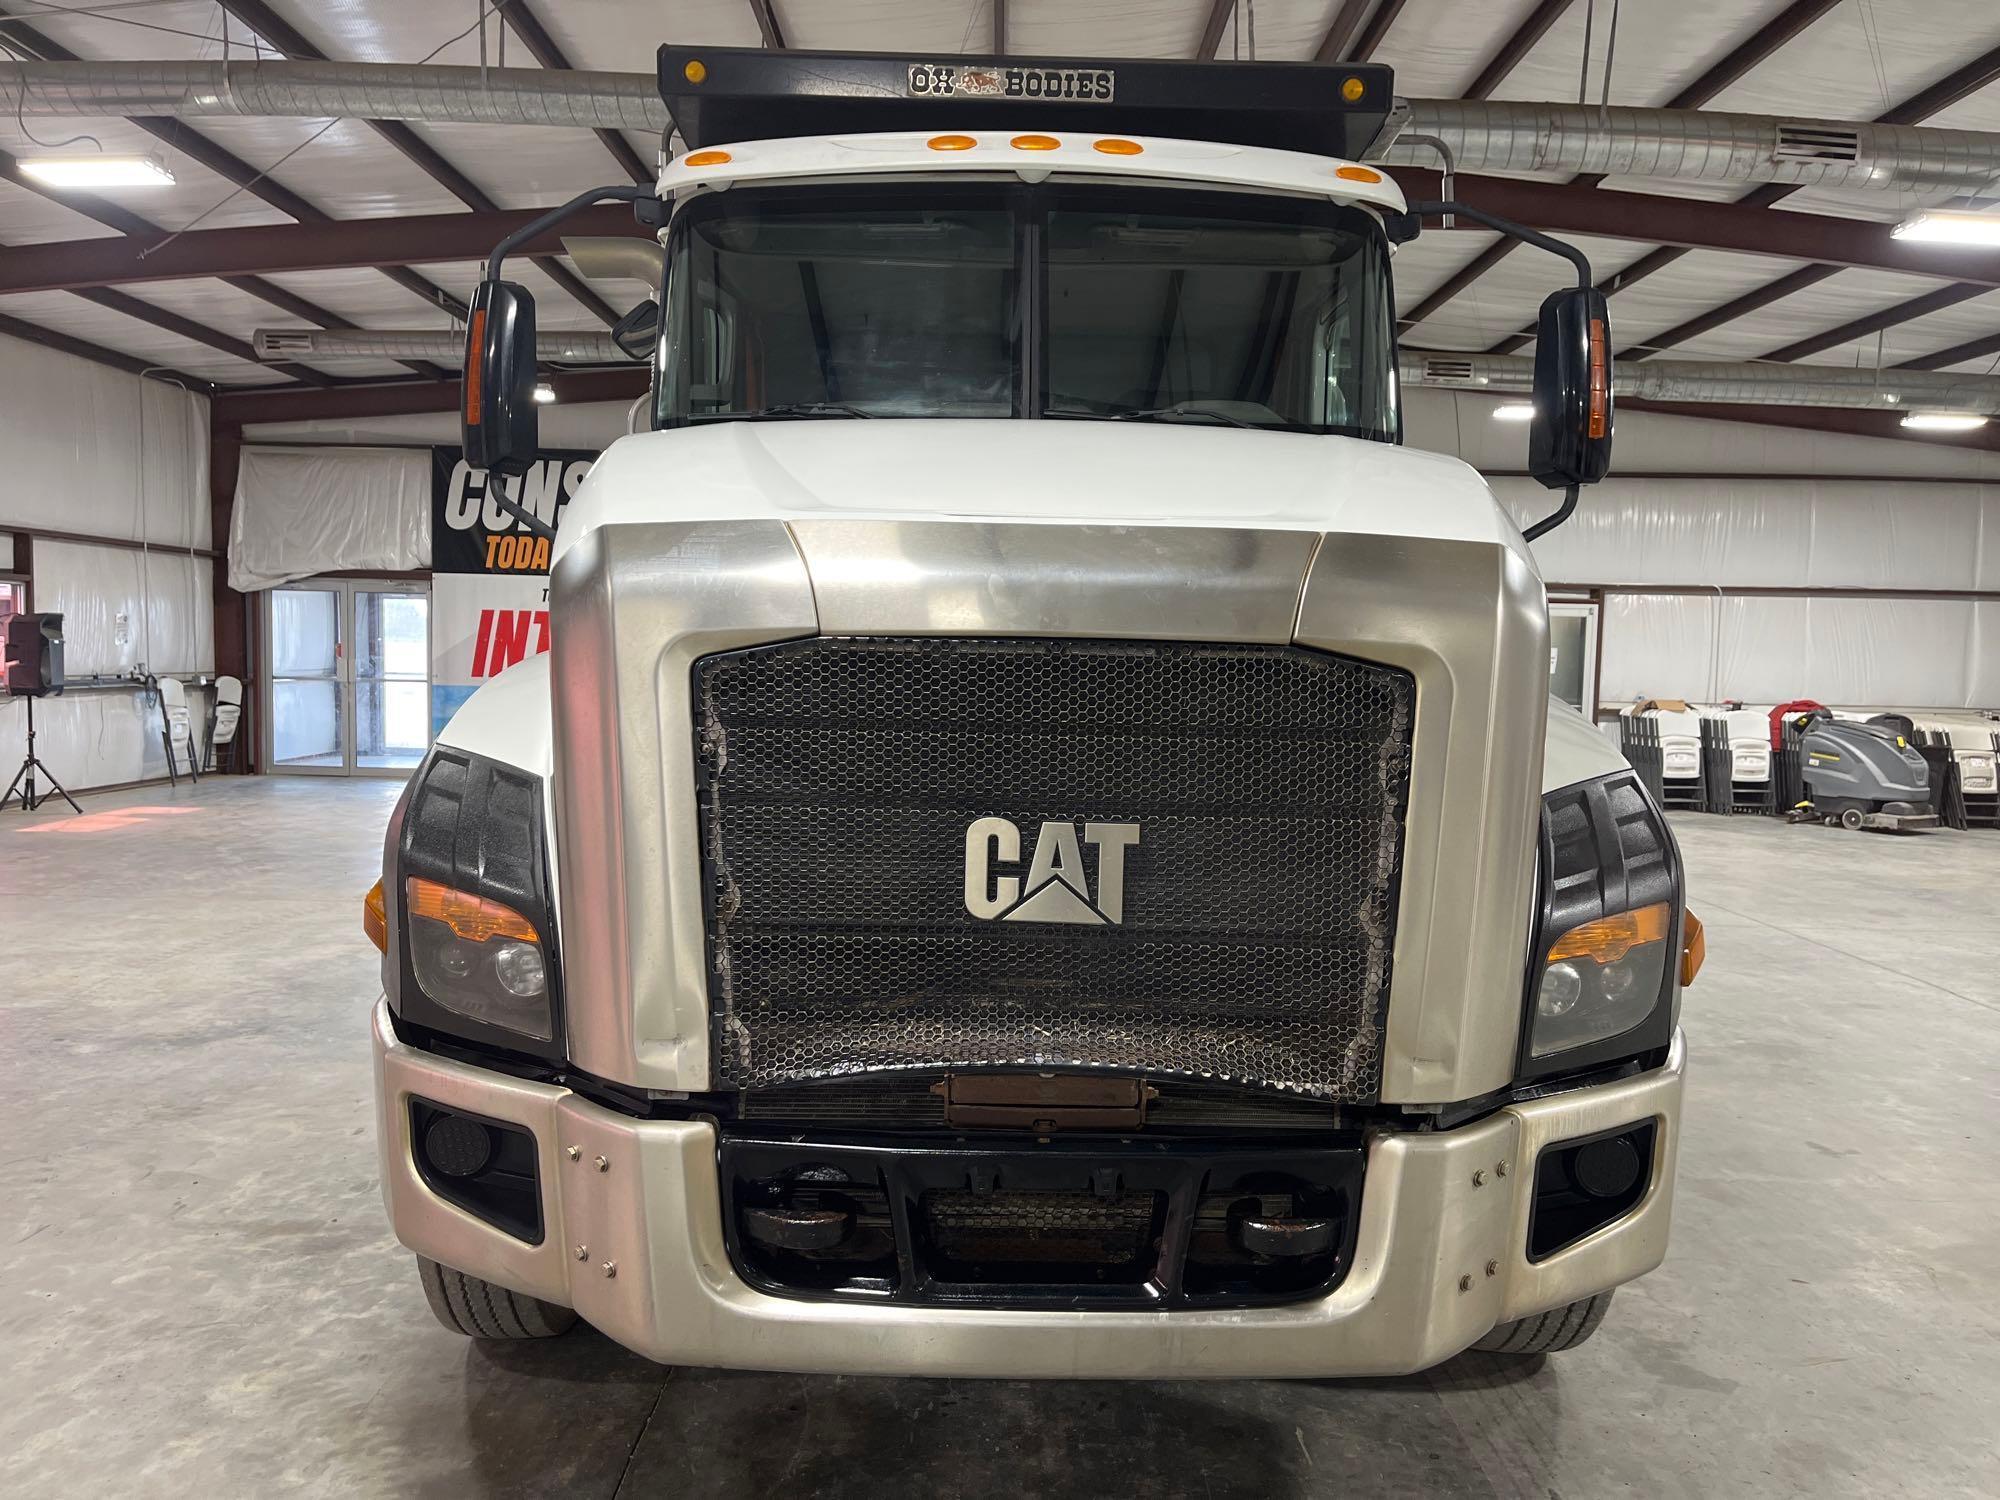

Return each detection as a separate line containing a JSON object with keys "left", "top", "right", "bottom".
{"left": 3, "top": 693, "right": 82, "bottom": 815}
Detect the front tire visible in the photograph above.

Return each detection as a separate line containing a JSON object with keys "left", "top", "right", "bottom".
{"left": 416, "top": 1255, "right": 577, "bottom": 1340}
{"left": 1473, "top": 1291, "right": 1614, "bottom": 1356}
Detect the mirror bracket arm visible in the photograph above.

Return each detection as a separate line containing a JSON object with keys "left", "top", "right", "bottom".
{"left": 485, "top": 472, "right": 556, "bottom": 544}
{"left": 485, "top": 186, "right": 661, "bottom": 282}
{"left": 1521, "top": 483, "right": 1580, "bottom": 543}
{"left": 1404, "top": 200, "right": 1591, "bottom": 288}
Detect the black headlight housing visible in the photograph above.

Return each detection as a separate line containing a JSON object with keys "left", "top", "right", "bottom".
{"left": 1518, "top": 769, "right": 1683, "bottom": 1082}
{"left": 384, "top": 746, "right": 565, "bottom": 1062}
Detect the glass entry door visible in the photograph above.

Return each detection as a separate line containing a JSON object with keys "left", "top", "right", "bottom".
{"left": 265, "top": 580, "right": 431, "bottom": 776}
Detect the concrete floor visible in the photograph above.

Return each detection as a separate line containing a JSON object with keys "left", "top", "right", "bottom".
{"left": 2, "top": 776, "right": 1997, "bottom": 1498}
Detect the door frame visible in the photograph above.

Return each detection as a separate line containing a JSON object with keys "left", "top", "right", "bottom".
{"left": 261, "top": 577, "right": 432, "bottom": 778}
{"left": 1547, "top": 596, "right": 1601, "bottom": 720}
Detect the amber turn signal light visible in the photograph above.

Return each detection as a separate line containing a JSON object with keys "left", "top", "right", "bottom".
{"left": 405, "top": 877, "right": 539, "bottom": 944}
{"left": 1547, "top": 902, "right": 1671, "bottom": 966}
{"left": 1680, "top": 910, "right": 1705, "bottom": 987}
{"left": 363, "top": 880, "right": 388, "bottom": 953}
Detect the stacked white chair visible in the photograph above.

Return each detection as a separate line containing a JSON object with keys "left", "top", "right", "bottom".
{"left": 158, "top": 678, "right": 200, "bottom": 786}
{"left": 207, "top": 675, "right": 243, "bottom": 772}
{"left": 1651, "top": 709, "right": 1705, "bottom": 808}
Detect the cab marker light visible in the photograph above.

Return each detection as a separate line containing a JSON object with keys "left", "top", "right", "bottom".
{"left": 683, "top": 150, "right": 733, "bottom": 167}
{"left": 929, "top": 134, "right": 977, "bottom": 151}
{"left": 1094, "top": 138, "right": 1143, "bottom": 155}
{"left": 1011, "top": 134, "right": 1061, "bottom": 151}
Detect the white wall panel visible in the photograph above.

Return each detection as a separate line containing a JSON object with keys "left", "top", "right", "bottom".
{"left": 1600, "top": 594, "right": 1719, "bottom": 704}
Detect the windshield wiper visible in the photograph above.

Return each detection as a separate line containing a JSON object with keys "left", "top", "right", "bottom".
{"left": 691, "top": 402, "right": 875, "bottom": 421}
{"left": 1048, "top": 403, "right": 1258, "bottom": 430}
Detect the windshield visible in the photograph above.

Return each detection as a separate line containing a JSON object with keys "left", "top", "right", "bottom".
{"left": 657, "top": 182, "right": 1397, "bottom": 439}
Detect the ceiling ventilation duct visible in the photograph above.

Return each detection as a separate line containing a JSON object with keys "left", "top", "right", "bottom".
{"left": 1379, "top": 101, "right": 2000, "bottom": 191}
{"left": 252, "top": 328, "right": 632, "bottom": 364}
{"left": 1397, "top": 351, "right": 2000, "bottom": 413}
{"left": 3, "top": 61, "right": 1998, "bottom": 192}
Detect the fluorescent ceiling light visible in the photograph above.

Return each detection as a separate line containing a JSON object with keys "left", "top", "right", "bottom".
{"left": 533, "top": 382, "right": 557, "bottom": 405}
{"left": 1890, "top": 210, "right": 2000, "bottom": 246}
{"left": 1899, "top": 411, "right": 1988, "bottom": 432}
{"left": 1492, "top": 402, "right": 1536, "bottom": 422}
{"left": 19, "top": 154, "right": 175, "bottom": 188}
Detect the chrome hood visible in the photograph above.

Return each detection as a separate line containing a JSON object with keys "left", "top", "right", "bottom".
{"left": 555, "top": 419, "right": 1531, "bottom": 568}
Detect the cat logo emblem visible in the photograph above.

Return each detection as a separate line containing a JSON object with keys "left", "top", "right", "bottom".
{"left": 962, "top": 818, "right": 1141, "bottom": 926}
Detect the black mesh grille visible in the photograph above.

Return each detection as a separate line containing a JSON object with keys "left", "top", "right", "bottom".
{"left": 695, "top": 637, "right": 1414, "bottom": 1098}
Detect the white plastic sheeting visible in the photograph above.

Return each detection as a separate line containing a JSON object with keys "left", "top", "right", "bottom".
{"left": 228, "top": 446, "right": 430, "bottom": 591}
{"left": 1599, "top": 593, "right": 1984, "bottom": 709}
{"left": 0, "top": 330, "right": 209, "bottom": 542}
{"left": 31, "top": 540, "right": 213, "bottom": 679}
{"left": 1491, "top": 477, "right": 2000, "bottom": 591}
{"left": 0, "top": 331, "right": 215, "bottom": 792}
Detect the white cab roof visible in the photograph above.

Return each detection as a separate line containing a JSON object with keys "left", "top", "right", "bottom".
{"left": 658, "top": 132, "right": 1407, "bottom": 217}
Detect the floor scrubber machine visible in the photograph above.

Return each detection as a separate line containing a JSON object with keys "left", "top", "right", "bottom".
{"left": 1785, "top": 710, "right": 1938, "bottom": 832}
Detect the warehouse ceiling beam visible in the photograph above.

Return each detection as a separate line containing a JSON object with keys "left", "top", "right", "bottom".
{"left": 498, "top": 1, "right": 651, "bottom": 184}
{"left": 1607, "top": 39, "right": 2000, "bottom": 362}
{"left": 1460, "top": 0, "right": 1576, "bottom": 103}
{"left": 0, "top": 8, "right": 455, "bottom": 370}
{"left": 746, "top": 0, "right": 786, "bottom": 51}
{"left": 1388, "top": 170, "right": 2000, "bottom": 284}
{"left": 67, "top": 285, "right": 333, "bottom": 384}
{"left": 211, "top": 0, "right": 619, "bottom": 329}
{"left": 1348, "top": 0, "right": 1408, "bottom": 63}
{"left": 0, "top": 307, "right": 208, "bottom": 389}
{"left": 1313, "top": 0, "right": 1375, "bottom": 62}
{"left": 1195, "top": 1, "right": 1236, "bottom": 60}
{"left": 0, "top": 203, "right": 634, "bottom": 293}
{"left": 212, "top": 365, "right": 648, "bottom": 425}
{"left": 1412, "top": 0, "right": 1848, "bottom": 334}
{"left": 0, "top": 145, "right": 332, "bottom": 383}
{"left": 1394, "top": 0, "right": 1579, "bottom": 328}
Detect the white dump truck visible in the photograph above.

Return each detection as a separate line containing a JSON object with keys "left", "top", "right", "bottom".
{"left": 363, "top": 47, "right": 1697, "bottom": 1377}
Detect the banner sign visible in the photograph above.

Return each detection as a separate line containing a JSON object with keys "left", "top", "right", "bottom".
{"left": 430, "top": 447, "right": 596, "bottom": 734}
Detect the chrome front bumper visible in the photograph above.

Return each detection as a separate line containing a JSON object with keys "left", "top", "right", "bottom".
{"left": 374, "top": 1000, "right": 1684, "bottom": 1378}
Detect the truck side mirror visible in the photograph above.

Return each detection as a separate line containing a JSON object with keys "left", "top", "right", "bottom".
{"left": 1529, "top": 287, "right": 1613, "bottom": 489}
{"left": 464, "top": 280, "right": 539, "bottom": 476}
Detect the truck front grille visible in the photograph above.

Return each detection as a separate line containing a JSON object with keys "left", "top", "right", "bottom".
{"left": 695, "top": 636, "right": 1414, "bottom": 1099}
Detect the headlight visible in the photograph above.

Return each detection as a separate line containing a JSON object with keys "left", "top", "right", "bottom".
{"left": 387, "top": 747, "right": 564, "bottom": 1058}
{"left": 406, "top": 878, "right": 553, "bottom": 1039}
{"left": 1522, "top": 771, "right": 1682, "bottom": 1077}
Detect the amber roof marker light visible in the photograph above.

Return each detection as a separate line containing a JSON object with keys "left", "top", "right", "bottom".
{"left": 683, "top": 58, "right": 707, "bottom": 84}
{"left": 1011, "top": 134, "right": 1062, "bottom": 151}
{"left": 928, "top": 134, "right": 977, "bottom": 151}
{"left": 1094, "top": 138, "right": 1144, "bottom": 155}
{"left": 683, "top": 149, "right": 733, "bottom": 167}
